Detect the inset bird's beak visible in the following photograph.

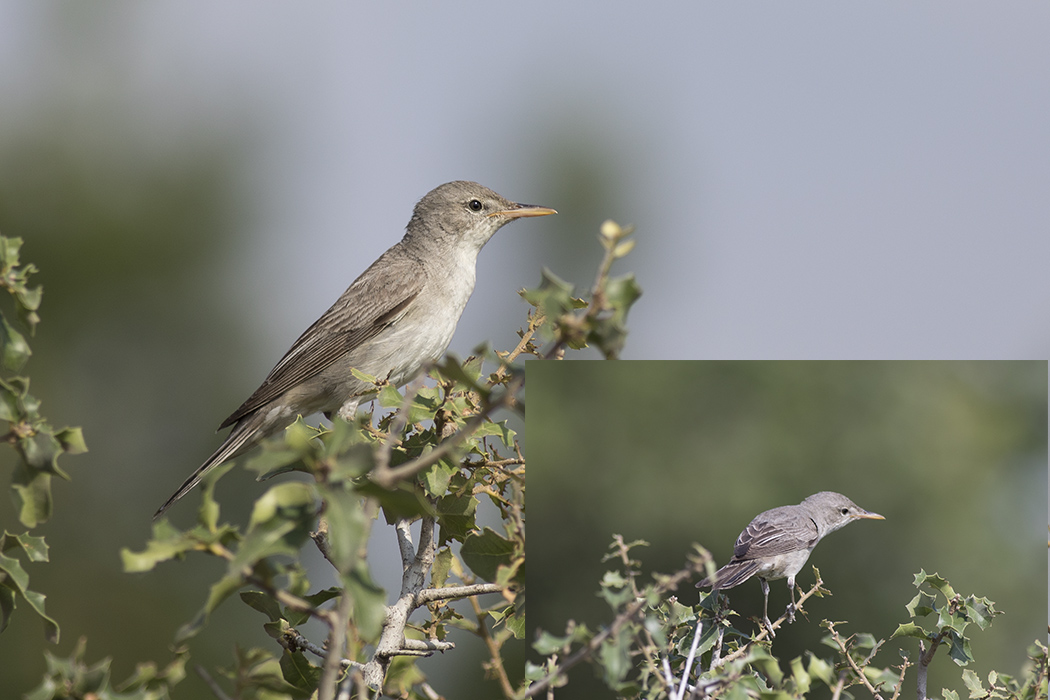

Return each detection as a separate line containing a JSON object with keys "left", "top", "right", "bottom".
{"left": 489, "top": 203, "right": 557, "bottom": 220}
{"left": 856, "top": 509, "right": 885, "bottom": 520}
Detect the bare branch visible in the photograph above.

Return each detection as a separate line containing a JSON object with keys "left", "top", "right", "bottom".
{"left": 361, "top": 516, "right": 439, "bottom": 690}
{"left": 416, "top": 583, "right": 504, "bottom": 604}
{"left": 196, "top": 664, "right": 234, "bottom": 700}
{"left": 318, "top": 589, "right": 353, "bottom": 700}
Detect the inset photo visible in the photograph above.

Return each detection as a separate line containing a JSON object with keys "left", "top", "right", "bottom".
{"left": 527, "top": 361, "right": 1046, "bottom": 699}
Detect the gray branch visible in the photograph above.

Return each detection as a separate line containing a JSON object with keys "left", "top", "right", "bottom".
{"left": 362, "top": 515, "right": 439, "bottom": 690}
{"left": 416, "top": 583, "right": 504, "bottom": 604}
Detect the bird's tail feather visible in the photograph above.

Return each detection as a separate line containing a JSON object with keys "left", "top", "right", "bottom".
{"left": 697, "top": 560, "right": 760, "bottom": 590}
{"left": 153, "top": 418, "right": 261, "bottom": 520}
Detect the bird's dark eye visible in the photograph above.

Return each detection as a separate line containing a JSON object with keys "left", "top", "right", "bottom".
{"left": 841, "top": 508, "right": 849, "bottom": 515}
{"left": 468, "top": 199, "right": 483, "bottom": 212}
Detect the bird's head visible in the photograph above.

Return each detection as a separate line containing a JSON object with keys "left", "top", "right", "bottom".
{"left": 406, "top": 180, "right": 556, "bottom": 253}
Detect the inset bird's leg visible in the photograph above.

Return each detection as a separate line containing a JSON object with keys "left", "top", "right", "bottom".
{"left": 759, "top": 578, "right": 775, "bottom": 638}
{"left": 784, "top": 576, "right": 797, "bottom": 623}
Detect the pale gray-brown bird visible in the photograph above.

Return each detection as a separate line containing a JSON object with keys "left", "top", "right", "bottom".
{"left": 696, "top": 491, "right": 884, "bottom": 635}
{"left": 155, "top": 181, "right": 555, "bottom": 519}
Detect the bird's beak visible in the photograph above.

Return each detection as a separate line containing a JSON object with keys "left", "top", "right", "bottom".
{"left": 489, "top": 203, "right": 557, "bottom": 220}
{"left": 856, "top": 509, "right": 885, "bottom": 520}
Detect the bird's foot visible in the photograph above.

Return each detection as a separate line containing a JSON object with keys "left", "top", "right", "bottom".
{"left": 785, "top": 603, "right": 796, "bottom": 623}
{"left": 762, "top": 615, "right": 776, "bottom": 638}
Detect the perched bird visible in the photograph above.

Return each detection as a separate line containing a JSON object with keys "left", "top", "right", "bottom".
{"left": 696, "top": 491, "right": 884, "bottom": 635}
{"left": 155, "top": 181, "right": 555, "bottom": 519}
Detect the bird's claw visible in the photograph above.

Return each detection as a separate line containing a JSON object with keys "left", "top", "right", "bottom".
{"left": 785, "top": 603, "right": 796, "bottom": 623}
{"left": 762, "top": 616, "right": 776, "bottom": 638}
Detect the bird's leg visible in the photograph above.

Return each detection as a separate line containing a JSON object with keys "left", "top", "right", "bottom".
{"left": 784, "top": 576, "right": 797, "bottom": 623}
{"left": 759, "top": 578, "right": 775, "bottom": 638}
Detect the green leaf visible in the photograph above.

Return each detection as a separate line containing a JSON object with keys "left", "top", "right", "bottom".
{"left": 246, "top": 482, "right": 317, "bottom": 533}
{"left": 430, "top": 547, "right": 453, "bottom": 588}
{"left": 0, "top": 315, "right": 31, "bottom": 370}
{"left": 121, "top": 521, "right": 209, "bottom": 573}
{"left": 11, "top": 466, "right": 52, "bottom": 528}
{"left": 505, "top": 608, "right": 526, "bottom": 639}
{"left": 906, "top": 590, "right": 938, "bottom": 619}
{"left": 806, "top": 653, "right": 834, "bottom": 686}
{"left": 598, "top": 630, "right": 631, "bottom": 685}
{"left": 922, "top": 571, "right": 957, "bottom": 600}
{"left": 605, "top": 273, "right": 642, "bottom": 317}
{"left": 890, "top": 622, "right": 930, "bottom": 641}
{"left": 344, "top": 566, "right": 387, "bottom": 642}
{"left": 420, "top": 459, "right": 458, "bottom": 497}
{"left": 0, "top": 549, "right": 60, "bottom": 642}
{"left": 356, "top": 481, "right": 433, "bottom": 525}
{"left": 0, "top": 551, "right": 30, "bottom": 599}
{"left": 279, "top": 650, "right": 322, "bottom": 694}
{"left": 495, "top": 557, "right": 523, "bottom": 588}
{"left": 460, "top": 528, "right": 514, "bottom": 583}
{"left": 54, "top": 427, "right": 87, "bottom": 455}
{"left": 378, "top": 384, "right": 405, "bottom": 409}
{"left": 0, "top": 382, "right": 20, "bottom": 422}
{"left": 328, "top": 442, "right": 375, "bottom": 482}
{"left": 349, "top": 367, "right": 380, "bottom": 385}
{"left": 318, "top": 484, "right": 371, "bottom": 573}
{"left": 21, "top": 431, "right": 62, "bottom": 471}
{"left": 435, "top": 494, "right": 478, "bottom": 545}
{"left": 749, "top": 646, "right": 783, "bottom": 687}
{"left": 433, "top": 354, "right": 487, "bottom": 395}
{"left": 244, "top": 446, "right": 305, "bottom": 479}
{"left": 471, "top": 420, "right": 517, "bottom": 446}
{"left": 286, "top": 587, "right": 341, "bottom": 627}
{"left": 520, "top": 268, "right": 588, "bottom": 345}
{"left": 241, "top": 590, "right": 284, "bottom": 622}
{"left": 22, "top": 589, "right": 59, "bottom": 643}
{"left": 588, "top": 273, "right": 641, "bottom": 359}
{"left": 961, "top": 669, "right": 984, "bottom": 696}
{"left": 965, "top": 596, "right": 1000, "bottom": 631}
{"left": 947, "top": 630, "right": 975, "bottom": 666}
{"left": 598, "top": 571, "right": 633, "bottom": 609}
{"left": 533, "top": 628, "right": 588, "bottom": 656}
{"left": 15, "top": 532, "right": 49, "bottom": 562}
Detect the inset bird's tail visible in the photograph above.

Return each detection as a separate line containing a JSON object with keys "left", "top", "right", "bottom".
{"left": 153, "top": 417, "right": 261, "bottom": 520}
{"left": 697, "top": 560, "right": 760, "bottom": 590}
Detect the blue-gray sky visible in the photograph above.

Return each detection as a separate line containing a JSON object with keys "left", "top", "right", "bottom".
{"left": 2, "top": 2, "right": 1046, "bottom": 361}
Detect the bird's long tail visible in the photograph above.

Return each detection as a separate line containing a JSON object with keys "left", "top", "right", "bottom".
{"left": 697, "top": 560, "right": 760, "bottom": 590}
{"left": 153, "top": 416, "right": 262, "bottom": 520}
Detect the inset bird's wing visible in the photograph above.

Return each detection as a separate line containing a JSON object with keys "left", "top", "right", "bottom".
{"left": 219, "top": 249, "right": 425, "bottom": 428}
{"left": 732, "top": 509, "right": 819, "bottom": 560}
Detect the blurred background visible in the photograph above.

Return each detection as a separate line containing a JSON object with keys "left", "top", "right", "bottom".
{"left": 529, "top": 361, "right": 1046, "bottom": 698}
{"left": 0, "top": 2, "right": 1046, "bottom": 698}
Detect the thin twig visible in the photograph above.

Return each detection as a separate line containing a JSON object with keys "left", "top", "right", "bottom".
{"left": 824, "top": 621, "right": 885, "bottom": 700}
{"left": 470, "top": 593, "right": 515, "bottom": 698}
{"left": 830, "top": 671, "right": 847, "bottom": 700}
{"left": 318, "top": 589, "right": 353, "bottom": 700}
{"left": 195, "top": 664, "right": 234, "bottom": 700}
{"left": 675, "top": 618, "right": 705, "bottom": 700}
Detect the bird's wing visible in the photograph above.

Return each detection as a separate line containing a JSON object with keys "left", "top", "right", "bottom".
{"left": 219, "top": 250, "right": 425, "bottom": 428}
{"left": 732, "top": 508, "right": 819, "bottom": 560}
